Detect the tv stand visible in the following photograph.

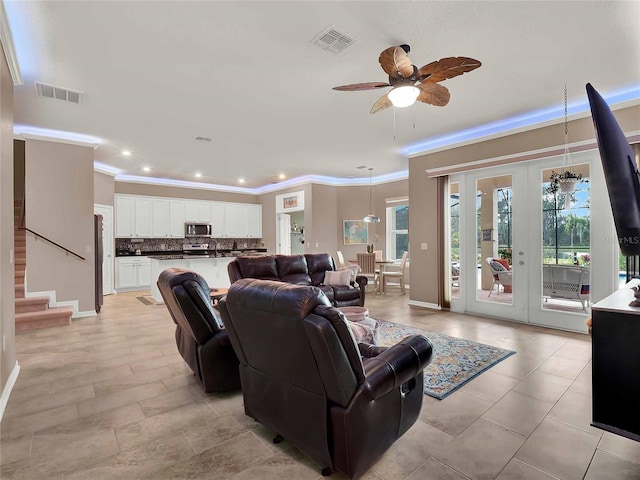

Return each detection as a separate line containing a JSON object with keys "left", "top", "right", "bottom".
{"left": 591, "top": 279, "right": 640, "bottom": 442}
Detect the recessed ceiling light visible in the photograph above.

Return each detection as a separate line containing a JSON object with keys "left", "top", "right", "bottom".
{"left": 143, "top": 166, "right": 150, "bottom": 172}
{"left": 279, "top": 174, "right": 286, "bottom": 180}
{"left": 238, "top": 178, "right": 245, "bottom": 184}
{"left": 122, "top": 150, "right": 131, "bottom": 156}
{"left": 195, "top": 172, "right": 202, "bottom": 178}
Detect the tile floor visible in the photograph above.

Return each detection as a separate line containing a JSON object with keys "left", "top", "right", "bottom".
{"left": 2, "top": 290, "right": 640, "bottom": 479}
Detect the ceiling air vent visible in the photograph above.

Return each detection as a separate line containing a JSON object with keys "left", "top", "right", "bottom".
{"left": 312, "top": 26, "right": 354, "bottom": 54}
{"left": 193, "top": 136, "right": 212, "bottom": 142}
{"left": 36, "top": 82, "right": 83, "bottom": 104}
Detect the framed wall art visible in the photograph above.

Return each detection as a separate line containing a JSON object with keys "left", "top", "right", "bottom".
{"left": 276, "top": 190, "right": 305, "bottom": 213}
{"left": 343, "top": 220, "right": 368, "bottom": 245}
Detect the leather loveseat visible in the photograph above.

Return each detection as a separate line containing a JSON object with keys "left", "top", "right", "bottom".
{"left": 228, "top": 253, "right": 367, "bottom": 307}
{"left": 219, "top": 278, "right": 433, "bottom": 478}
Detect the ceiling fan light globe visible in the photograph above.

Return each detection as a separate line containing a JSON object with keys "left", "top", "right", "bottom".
{"left": 363, "top": 214, "right": 381, "bottom": 223}
{"left": 388, "top": 86, "right": 419, "bottom": 108}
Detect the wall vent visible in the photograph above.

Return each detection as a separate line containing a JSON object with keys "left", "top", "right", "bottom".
{"left": 312, "top": 26, "right": 354, "bottom": 54}
{"left": 36, "top": 82, "right": 83, "bottom": 104}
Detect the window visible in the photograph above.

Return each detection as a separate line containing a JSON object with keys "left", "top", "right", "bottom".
{"left": 386, "top": 203, "right": 408, "bottom": 261}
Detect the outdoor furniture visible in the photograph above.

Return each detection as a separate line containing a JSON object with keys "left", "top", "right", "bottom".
{"left": 451, "top": 263, "right": 460, "bottom": 287}
{"left": 486, "top": 257, "right": 513, "bottom": 297}
{"left": 542, "top": 264, "right": 590, "bottom": 312}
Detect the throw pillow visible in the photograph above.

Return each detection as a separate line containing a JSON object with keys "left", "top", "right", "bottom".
{"left": 323, "top": 269, "right": 352, "bottom": 286}
{"left": 490, "top": 260, "right": 507, "bottom": 272}
{"left": 339, "top": 265, "right": 359, "bottom": 283}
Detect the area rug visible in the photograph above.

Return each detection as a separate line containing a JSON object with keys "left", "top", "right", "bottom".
{"left": 136, "top": 295, "right": 164, "bottom": 306}
{"left": 376, "top": 320, "right": 515, "bottom": 400}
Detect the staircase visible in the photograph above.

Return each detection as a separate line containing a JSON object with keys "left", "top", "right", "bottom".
{"left": 14, "top": 198, "right": 73, "bottom": 332}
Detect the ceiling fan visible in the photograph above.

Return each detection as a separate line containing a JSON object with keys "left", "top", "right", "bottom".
{"left": 333, "top": 44, "right": 482, "bottom": 114}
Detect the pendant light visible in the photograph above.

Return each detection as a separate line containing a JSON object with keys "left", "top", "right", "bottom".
{"left": 363, "top": 168, "right": 380, "bottom": 223}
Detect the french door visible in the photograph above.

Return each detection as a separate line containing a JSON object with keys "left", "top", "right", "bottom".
{"left": 450, "top": 149, "right": 617, "bottom": 333}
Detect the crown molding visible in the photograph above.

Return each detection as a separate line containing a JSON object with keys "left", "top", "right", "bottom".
{"left": 0, "top": 1, "right": 22, "bottom": 85}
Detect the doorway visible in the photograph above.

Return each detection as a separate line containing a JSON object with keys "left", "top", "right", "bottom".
{"left": 449, "top": 150, "right": 616, "bottom": 333}
{"left": 94, "top": 204, "right": 114, "bottom": 295}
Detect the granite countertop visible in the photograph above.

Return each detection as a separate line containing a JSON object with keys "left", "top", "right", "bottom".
{"left": 117, "top": 248, "right": 267, "bottom": 258}
{"left": 147, "top": 254, "right": 234, "bottom": 260}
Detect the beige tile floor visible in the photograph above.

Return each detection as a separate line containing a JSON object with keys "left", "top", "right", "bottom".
{"left": 2, "top": 290, "right": 640, "bottom": 480}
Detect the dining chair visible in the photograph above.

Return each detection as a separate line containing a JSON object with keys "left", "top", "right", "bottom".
{"left": 380, "top": 251, "right": 408, "bottom": 295}
{"left": 336, "top": 250, "right": 346, "bottom": 268}
{"left": 356, "top": 252, "right": 378, "bottom": 293}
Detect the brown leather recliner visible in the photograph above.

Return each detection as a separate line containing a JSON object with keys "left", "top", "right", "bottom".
{"left": 157, "top": 268, "right": 240, "bottom": 392}
{"left": 218, "top": 278, "right": 433, "bottom": 479}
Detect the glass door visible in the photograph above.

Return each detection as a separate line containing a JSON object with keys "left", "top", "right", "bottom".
{"left": 450, "top": 149, "right": 614, "bottom": 333}
{"left": 458, "top": 167, "right": 528, "bottom": 322}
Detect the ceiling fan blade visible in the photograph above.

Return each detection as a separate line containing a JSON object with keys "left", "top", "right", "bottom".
{"left": 369, "top": 93, "right": 393, "bottom": 114}
{"left": 417, "top": 57, "right": 482, "bottom": 83}
{"left": 332, "top": 82, "right": 391, "bottom": 91}
{"left": 417, "top": 82, "right": 451, "bottom": 107}
{"left": 378, "top": 46, "right": 414, "bottom": 79}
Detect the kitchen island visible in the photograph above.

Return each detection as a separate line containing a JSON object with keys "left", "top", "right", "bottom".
{"left": 149, "top": 255, "right": 236, "bottom": 303}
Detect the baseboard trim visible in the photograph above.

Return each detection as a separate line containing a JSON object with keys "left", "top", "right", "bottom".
{"left": 408, "top": 300, "right": 442, "bottom": 310}
{"left": 25, "top": 290, "right": 84, "bottom": 318}
{"left": 0, "top": 361, "right": 20, "bottom": 421}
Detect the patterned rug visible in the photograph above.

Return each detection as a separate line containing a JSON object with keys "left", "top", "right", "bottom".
{"left": 377, "top": 320, "right": 515, "bottom": 400}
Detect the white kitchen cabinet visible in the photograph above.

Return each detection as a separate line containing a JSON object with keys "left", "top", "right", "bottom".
{"left": 115, "top": 194, "right": 262, "bottom": 239}
{"left": 149, "top": 256, "right": 234, "bottom": 302}
{"left": 185, "top": 201, "right": 212, "bottom": 223}
{"left": 224, "top": 204, "right": 247, "bottom": 237}
{"left": 116, "top": 256, "right": 151, "bottom": 290}
{"left": 247, "top": 204, "right": 262, "bottom": 238}
{"left": 115, "top": 196, "right": 135, "bottom": 237}
{"left": 151, "top": 199, "right": 171, "bottom": 237}
{"left": 224, "top": 203, "right": 262, "bottom": 238}
{"left": 211, "top": 203, "right": 226, "bottom": 237}
{"left": 169, "top": 200, "right": 186, "bottom": 238}
{"left": 115, "top": 195, "right": 152, "bottom": 238}
{"left": 134, "top": 197, "right": 152, "bottom": 237}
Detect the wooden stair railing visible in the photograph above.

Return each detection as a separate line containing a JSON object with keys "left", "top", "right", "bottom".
{"left": 19, "top": 227, "right": 86, "bottom": 261}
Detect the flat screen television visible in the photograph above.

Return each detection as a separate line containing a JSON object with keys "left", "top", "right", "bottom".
{"left": 586, "top": 83, "right": 640, "bottom": 256}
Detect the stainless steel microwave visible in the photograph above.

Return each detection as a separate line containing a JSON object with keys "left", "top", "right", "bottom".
{"left": 184, "top": 222, "right": 212, "bottom": 237}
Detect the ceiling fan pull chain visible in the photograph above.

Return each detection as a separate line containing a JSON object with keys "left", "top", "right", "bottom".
{"left": 393, "top": 106, "right": 397, "bottom": 140}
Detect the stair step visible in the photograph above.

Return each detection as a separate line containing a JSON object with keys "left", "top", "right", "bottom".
{"left": 15, "top": 296, "right": 50, "bottom": 314}
{"left": 15, "top": 285, "right": 24, "bottom": 298}
{"left": 15, "top": 256, "right": 26, "bottom": 266}
{"left": 16, "top": 307, "right": 73, "bottom": 333}
{"left": 15, "top": 271, "right": 25, "bottom": 281}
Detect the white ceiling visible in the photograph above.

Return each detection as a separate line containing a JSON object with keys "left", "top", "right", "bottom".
{"left": 4, "top": 1, "right": 640, "bottom": 192}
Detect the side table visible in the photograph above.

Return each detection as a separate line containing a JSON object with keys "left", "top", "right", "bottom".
{"left": 210, "top": 287, "right": 229, "bottom": 305}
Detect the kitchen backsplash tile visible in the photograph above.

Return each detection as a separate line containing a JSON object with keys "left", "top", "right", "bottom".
{"left": 115, "top": 237, "right": 262, "bottom": 254}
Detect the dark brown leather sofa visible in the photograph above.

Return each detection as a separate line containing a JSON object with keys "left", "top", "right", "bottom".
{"left": 157, "top": 268, "right": 240, "bottom": 392}
{"left": 219, "top": 278, "right": 433, "bottom": 478}
{"left": 228, "top": 253, "right": 367, "bottom": 307}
